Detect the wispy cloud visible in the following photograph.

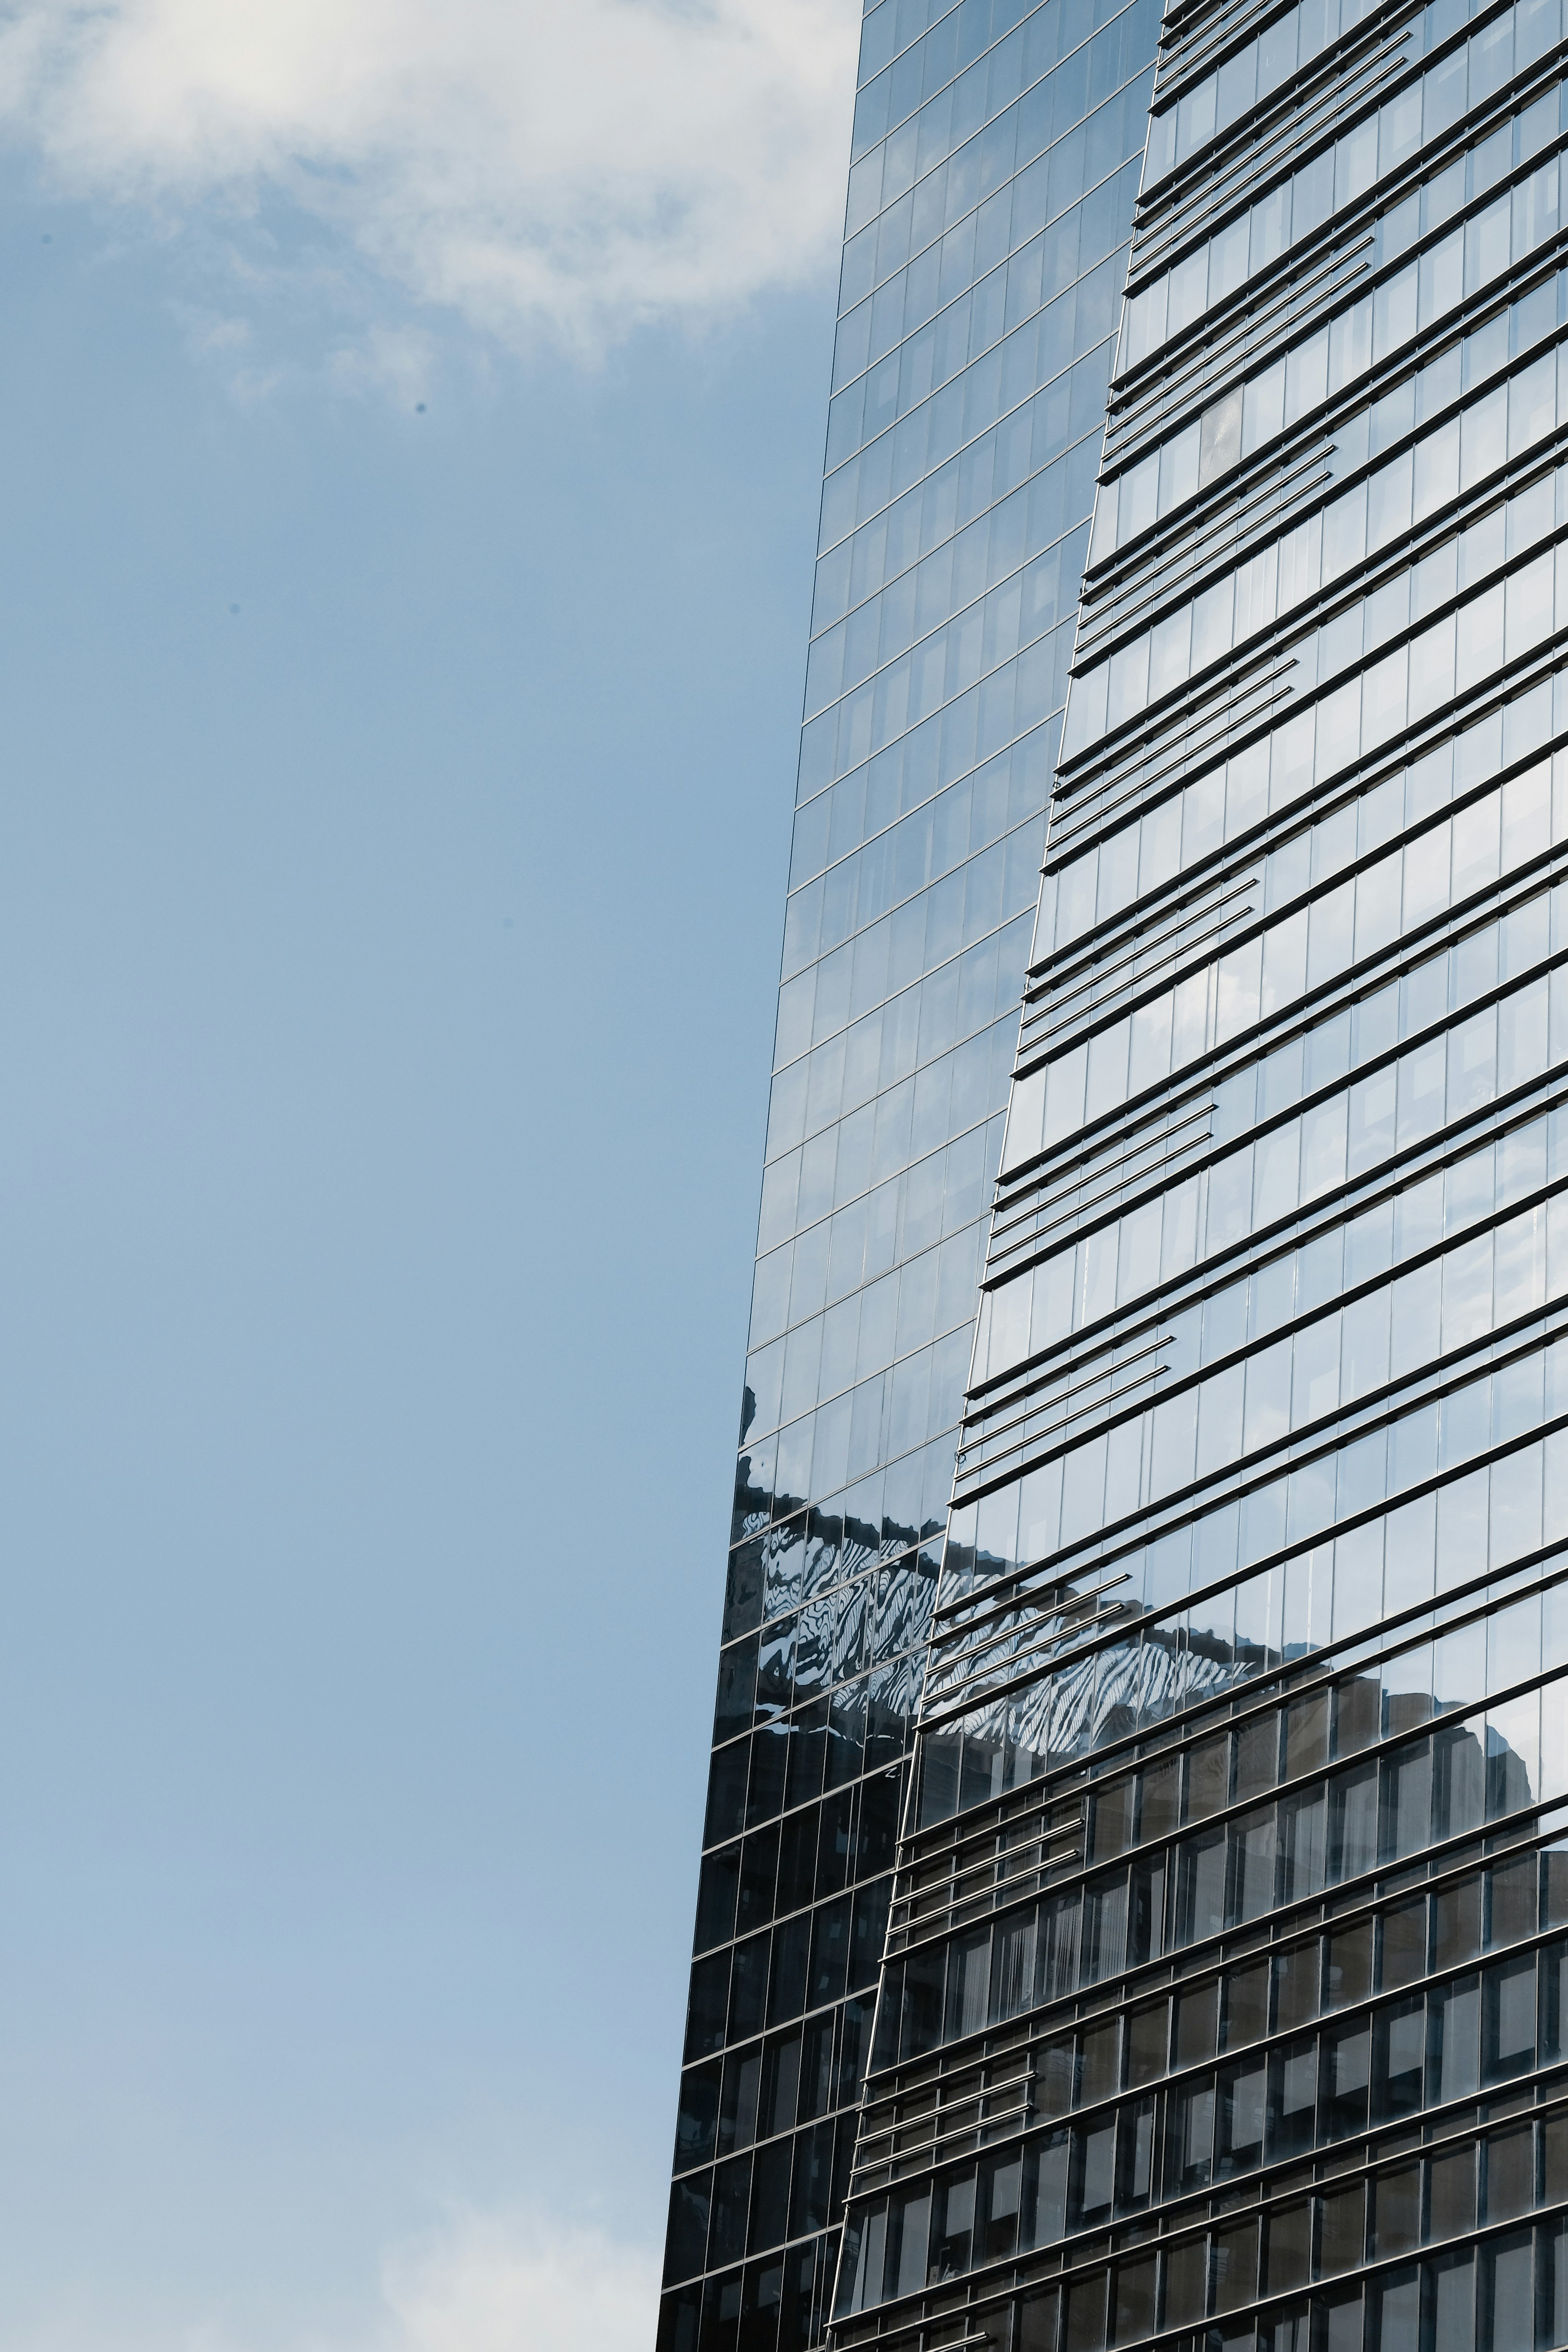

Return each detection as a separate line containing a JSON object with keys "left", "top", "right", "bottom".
{"left": 12, "top": 2204, "right": 661, "bottom": 2352}
{"left": 378, "top": 2204, "right": 658, "bottom": 2352}
{"left": 0, "top": 0, "right": 859, "bottom": 359}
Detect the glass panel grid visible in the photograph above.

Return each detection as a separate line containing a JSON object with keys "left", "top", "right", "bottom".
{"left": 824, "top": 0, "right": 1568, "bottom": 2349}
{"left": 658, "top": 0, "right": 1162, "bottom": 2344}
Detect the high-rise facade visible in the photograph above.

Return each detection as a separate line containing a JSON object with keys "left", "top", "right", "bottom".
{"left": 665, "top": 0, "right": 1568, "bottom": 2345}
{"left": 659, "top": 2, "right": 1159, "bottom": 2343}
{"left": 829, "top": 0, "right": 1568, "bottom": 2346}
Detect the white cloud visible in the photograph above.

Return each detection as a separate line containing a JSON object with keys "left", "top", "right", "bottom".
{"left": 378, "top": 2205, "right": 658, "bottom": 2352}
{"left": 0, "top": 0, "right": 859, "bottom": 358}
{"left": 8, "top": 2204, "right": 661, "bottom": 2352}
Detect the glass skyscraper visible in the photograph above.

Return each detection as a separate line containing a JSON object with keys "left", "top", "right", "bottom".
{"left": 659, "top": 2, "right": 1158, "bottom": 2341}
{"left": 664, "top": 0, "right": 1568, "bottom": 2345}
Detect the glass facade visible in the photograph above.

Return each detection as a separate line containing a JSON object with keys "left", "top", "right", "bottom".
{"left": 826, "top": 0, "right": 1568, "bottom": 2346}
{"left": 658, "top": 0, "right": 1161, "bottom": 2346}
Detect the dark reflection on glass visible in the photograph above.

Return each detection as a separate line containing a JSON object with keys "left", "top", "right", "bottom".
{"left": 1482, "top": 1952, "right": 1537, "bottom": 2084}
{"left": 774, "top": 1807, "right": 815, "bottom": 1919}
{"left": 710, "top": 2155, "right": 752, "bottom": 2269}
{"left": 701, "top": 2266, "right": 742, "bottom": 2352}
{"left": 1374, "top": 2167, "right": 1421, "bottom": 2261}
{"left": 697, "top": 1844, "right": 742, "bottom": 1956}
{"left": 758, "top": 2033, "right": 800, "bottom": 2145}
{"left": 1381, "top": 1897, "right": 1428, "bottom": 1990}
{"left": 686, "top": 1951, "right": 730, "bottom": 2064}
{"left": 747, "top": 1724, "right": 790, "bottom": 1830}
{"left": 737, "top": 1826, "right": 779, "bottom": 1940}
{"left": 1326, "top": 1921, "right": 1372, "bottom": 2009}
{"left": 1374, "top": 1997, "right": 1425, "bottom": 2124}
{"left": 715, "top": 1637, "right": 759, "bottom": 1744}
{"left": 719, "top": 2044, "right": 763, "bottom": 2157}
{"left": 767, "top": 1915, "right": 811, "bottom": 2029}
{"left": 677, "top": 2064, "right": 721, "bottom": 2173}
{"left": 1483, "top": 2126, "right": 1532, "bottom": 2222}
{"left": 784, "top": 1703, "right": 828, "bottom": 1814}
{"left": 749, "top": 2139, "right": 792, "bottom": 2257}
{"left": 729, "top": 1934, "right": 769, "bottom": 2043}
{"left": 664, "top": 2175, "right": 711, "bottom": 2291}
{"left": 1433, "top": 1721, "right": 1486, "bottom": 1845}
{"left": 705, "top": 1741, "right": 749, "bottom": 1850}
{"left": 797, "top": 2011, "right": 834, "bottom": 2126}
{"left": 815, "top": 1788, "right": 853, "bottom": 1904}
{"left": 723, "top": 1538, "right": 765, "bottom": 1643}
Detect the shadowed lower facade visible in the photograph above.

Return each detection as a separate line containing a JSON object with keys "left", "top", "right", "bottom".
{"left": 664, "top": 0, "right": 1568, "bottom": 2347}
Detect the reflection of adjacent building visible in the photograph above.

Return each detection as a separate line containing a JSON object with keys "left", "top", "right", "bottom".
{"left": 837, "top": 1568, "right": 1568, "bottom": 2329}
{"left": 666, "top": 1401, "right": 943, "bottom": 2343}
{"left": 823, "top": 0, "right": 1568, "bottom": 2327}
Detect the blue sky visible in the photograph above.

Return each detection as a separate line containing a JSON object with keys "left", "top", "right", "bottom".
{"left": 0, "top": 8, "right": 855, "bottom": 2337}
